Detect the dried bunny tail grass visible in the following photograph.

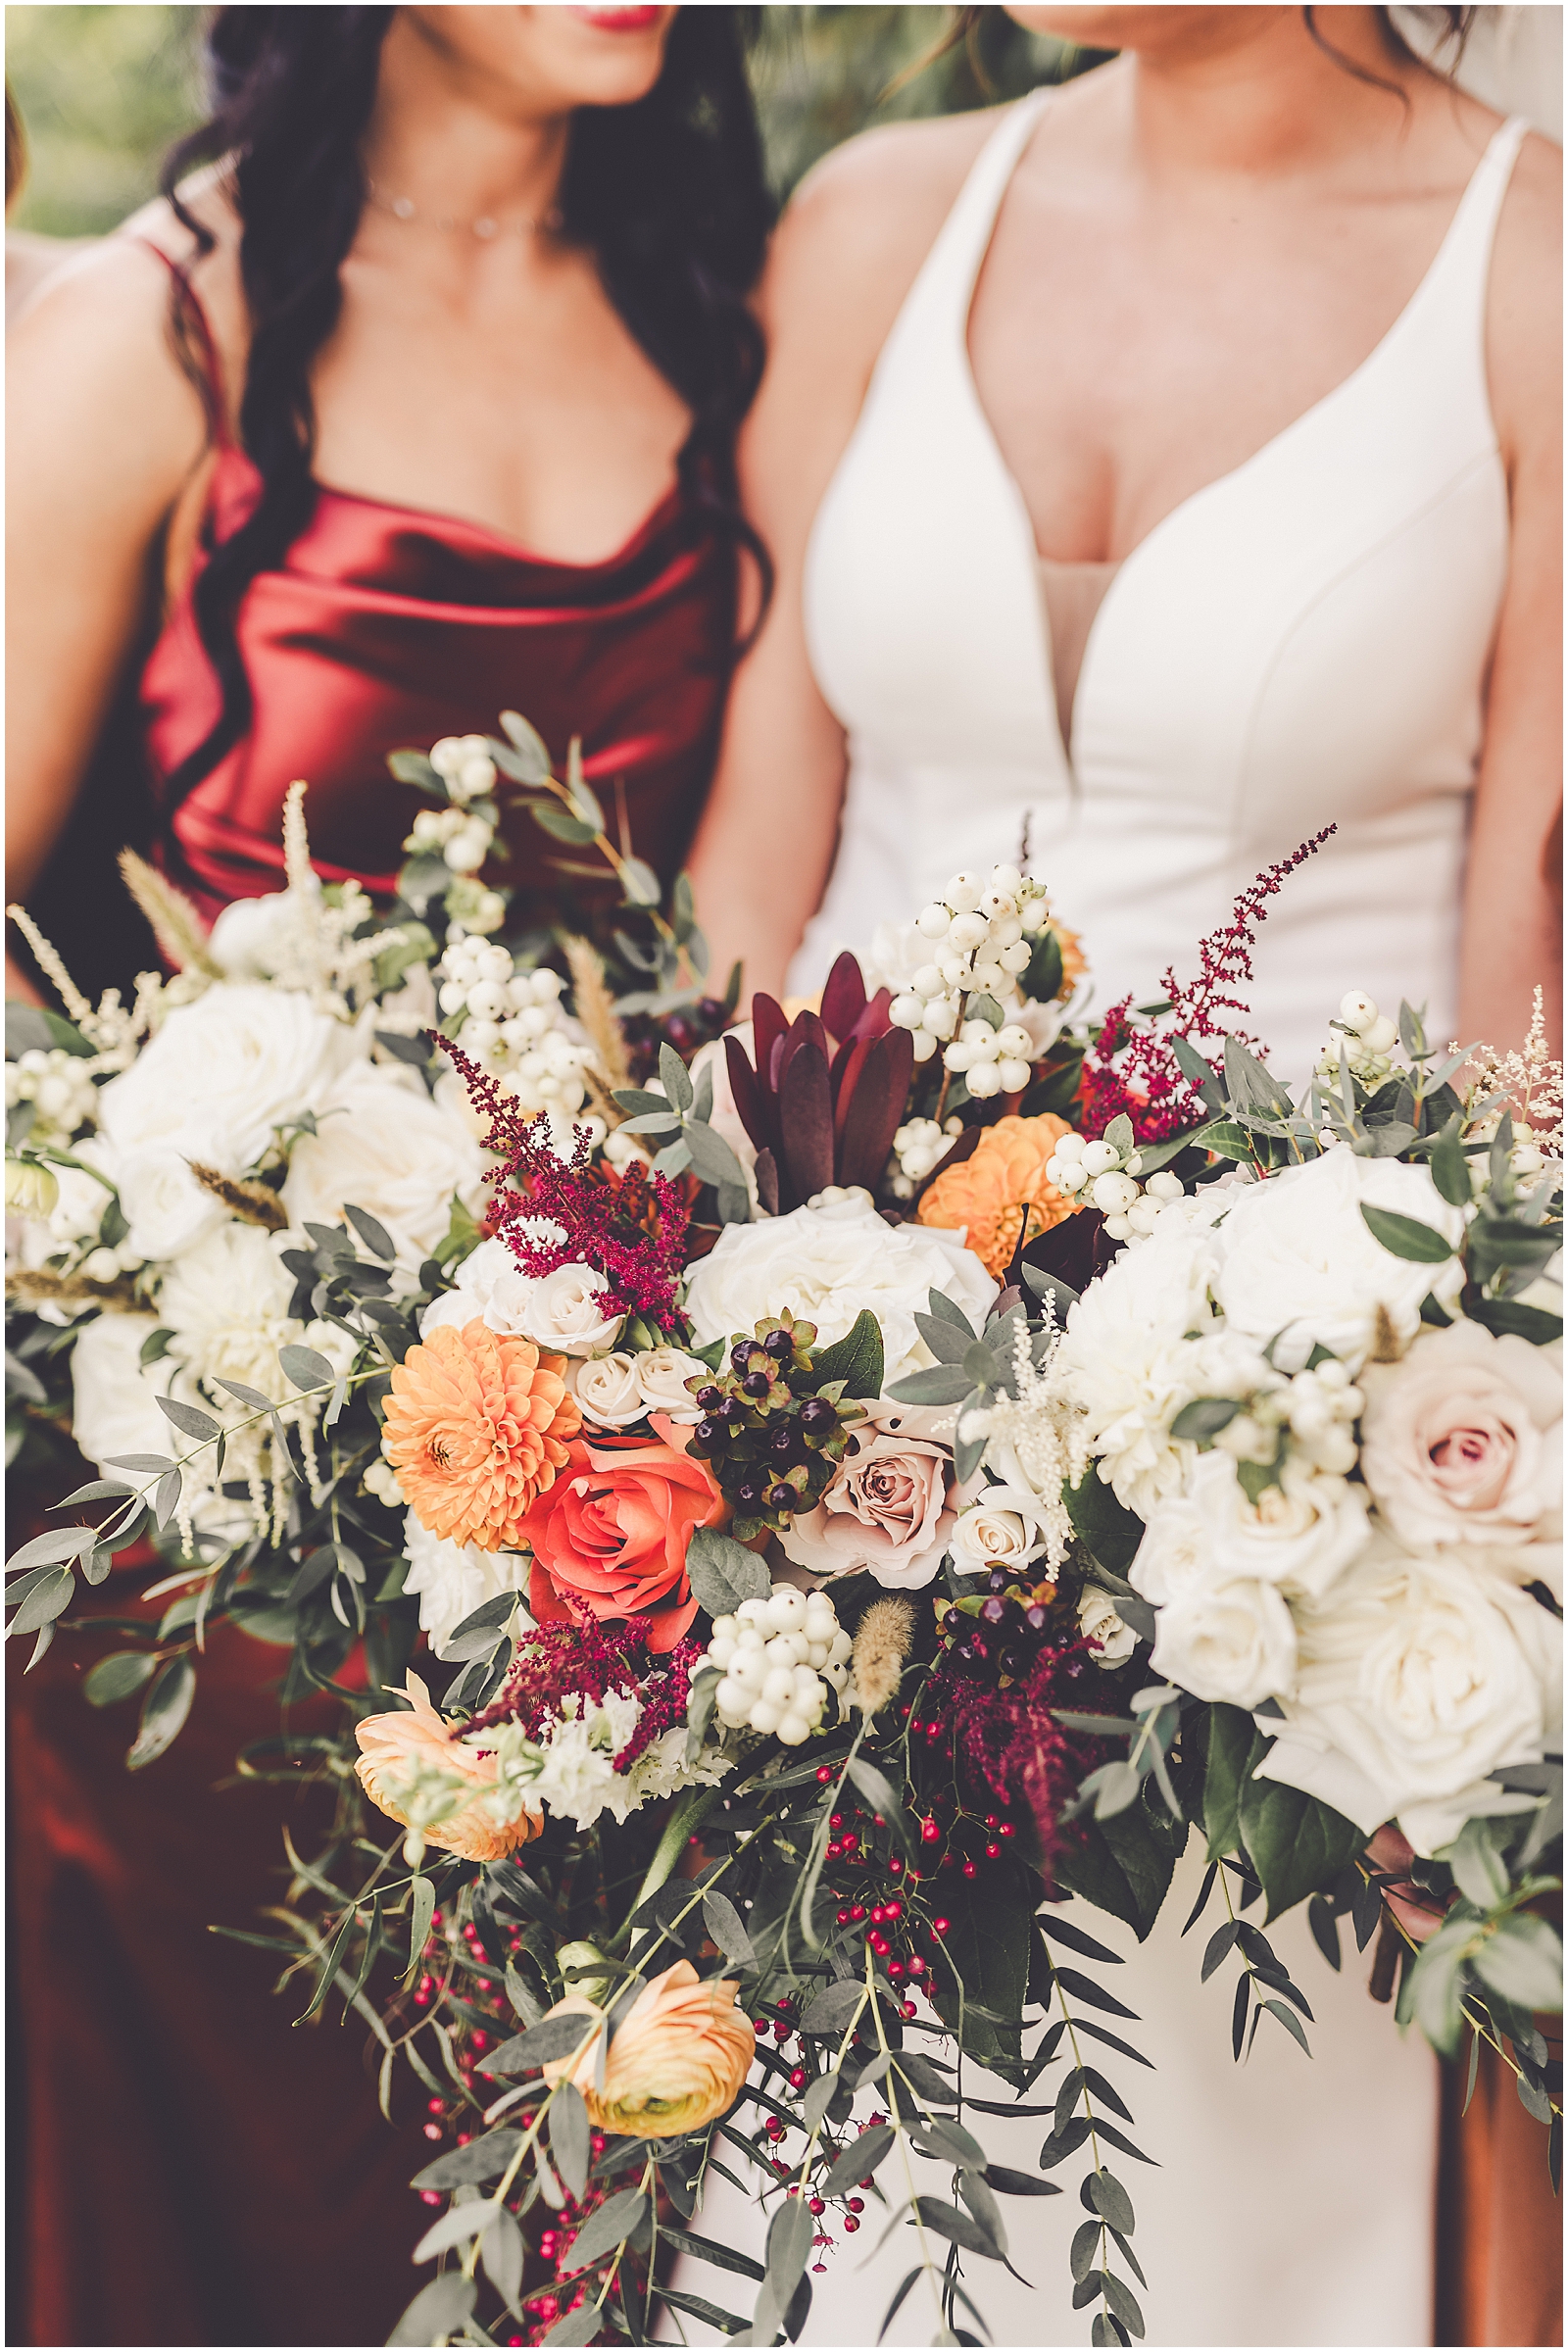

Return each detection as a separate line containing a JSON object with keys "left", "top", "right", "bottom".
{"left": 563, "top": 935, "right": 632, "bottom": 1098}
{"left": 852, "top": 1596, "right": 916, "bottom": 1716}
{"left": 6, "top": 1267, "right": 139, "bottom": 1310}
{"left": 189, "top": 1163, "right": 289, "bottom": 1232}
{"left": 5, "top": 905, "right": 94, "bottom": 1024}
{"left": 1368, "top": 1302, "right": 1406, "bottom": 1364}
{"left": 117, "top": 852, "right": 220, "bottom": 977}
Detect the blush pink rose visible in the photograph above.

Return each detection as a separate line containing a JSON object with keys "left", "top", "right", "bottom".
{"left": 1358, "top": 1322, "right": 1562, "bottom": 1560}
{"left": 777, "top": 1399, "right": 979, "bottom": 1589}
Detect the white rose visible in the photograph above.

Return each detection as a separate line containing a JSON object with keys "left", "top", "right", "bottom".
{"left": 1211, "top": 1146, "right": 1466, "bottom": 1373}
{"left": 573, "top": 1350, "right": 648, "bottom": 1429}
{"left": 99, "top": 982, "right": 362, "bottom": 1170}
{"left": 158, "top": 1222, "right": 300, "bottom": 1403}
{"left": 1358, "top": 1321, "right": 1562, "bottom": 1552}
{"left": 1079, "top": 1587, "right": 1139, "bottom": 1667}
{"left": 402, "top": 1511, "right": 528, "bottom": 1658}
{"left": 635, "top": 1346, "right": 708, "bottom": 1422}
{"left": 420, "top": 1235, "right": 538, "bottom": 1340}
{"left": 282, "top": 1061, "right": 486, "bottom": 1286}
{"left": 682, "top": 1197, "right": 999, "bottom": 1389}
{"left": 71, "top": 1311, "right": 172, "bottom": 1471}
{"left": 1255, "top": 1533, "right": 1562, "bottom": 1854}
{"left": 1151, "top": 1575, "right": 1298, "bottom": 1708}
{"left": 1051, "top": 1220, "right": 1225, "bottom": 1515}
{"left": 115, "top": 1147, "right": 227, "bottom": 1264}
{"left": 1187, "top": 1450, "right": 1371, "bottom": 1601}
{"left": 950, "top": 1484, "right": 1053, "bottom": 1576}
{"left": 1129, "top": 1494, "right": 1212, "bottom": 1607}
{"left": 515, "top": 1263, "right": 624, "bottom": 1356}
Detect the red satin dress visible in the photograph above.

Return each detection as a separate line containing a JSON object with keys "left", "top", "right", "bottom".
{"left": 9, "top": 274, "right": 737, "bottom": 2348}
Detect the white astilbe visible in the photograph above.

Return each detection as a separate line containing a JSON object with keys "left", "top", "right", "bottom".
{"left": 957, "top": 1305, "right": 1088, "bottom": 1574}
{"left": 1465, "top": 987, "right": 1564, "bottom": 1163}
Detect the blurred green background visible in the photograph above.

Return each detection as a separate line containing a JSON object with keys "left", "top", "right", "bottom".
{"left": 6, "top": 5, "right": 1097, "bottom": 236}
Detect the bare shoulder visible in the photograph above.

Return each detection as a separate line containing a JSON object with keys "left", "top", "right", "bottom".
{"left": 760, "top": 104, "right": 1012, "bottom": 360}
{"left": 1489, "top": 130, "right": 1561, "bottom": 467}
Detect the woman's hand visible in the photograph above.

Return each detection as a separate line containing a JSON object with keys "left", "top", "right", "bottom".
{"left": 1366, "top": 1824, "right": 1449, "bottom": 1948}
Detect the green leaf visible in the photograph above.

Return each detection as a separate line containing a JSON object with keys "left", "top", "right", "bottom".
{"left": 6, "top": 1003, "right": 94, "bottom": 1058}
{"left": 127, "top": 1656, "right": 195, "bottom": 1769}
{"left": 685, "top": 1526, "right": 769, "bottom": 1617}
{"left": 658, "top": 2227, "right": 765, "bottom": 2284}
{"left": 1168, "top": 1397, "right": 1242, "bottom": 1447}
{"left": 7, "top": 1526, "right": 95, "bottom": 1574}
{"left": 563, "top": 2188, "right": 647, "bottom": 2275}
{"left": 934, "top": 1867, "right": 1032, "bottom": 2066}
{"left": 1430, "top": 1115, "right": 1471, "bottom": 1209}
{"left": 482, "top": 2011, "right": 602, "bottom": 2076}
{"left": 620, "top": 855, "right": 662, "bottom": 907}
{"left": 1261, "top": 1997, "right": 1312, "bottom": 2055}
{"left": 496, "top": 710, "right": 553, "bottom": 781}
{"left": 811, "top": 1309, "right": 885, "bottom": 1402}
{"left": 1461, "top": 1295, "right": 1563, "bottom": 1346}
{"left": 884, "top": 1363, "right": 974, "bottom": 1407}
{"left": 406, "top": 1873, "right": 436, "bottom": 1983}
{"left": 1470, "top": 1913, "right": 1564, "bottom": 2012}
{"left": 83, "top": 1650, "right": 159, "bottom": 1707}
{"left": 821, "top": 2124, "right": 894, "bottom": 2200}
{"left": 846, "top": 1754, "right": 916, "bottom": 1861}
{"left": 1239, "top": 1774, "right": 1363, "bottom": 1921}
{"left": 1446, "top": 1819, "right": 1511, "bottom": 1911}
{"left": 1088, "top": 2169, "right": 1135, "bottom": 2235}
{"left": 1064, "top": 1473, "right": 1145, "bottom": 1578}
{"left": 551, "top": 2078, "right": 590, "bottom": 2202}
{"left": 659, "top": 1041, "right": 695, "bottom": 1113}
{"left": 702, "top": 1888, "right": 755, "bottom": 1967}
{"left": 1202, "top": 1705, "right": 1266, "bottom": 1863}
{"left": 1359, "top": 1204, "right": 1456, "bottom": 1264}
{"left": 156, "top": 1394, "right": 221, "bottom": 1443}
{"left": 764, "top": 2194, "right": 814, "bottom": 2307}
{"left": 1055, "top": 1793, "right": 1185, "bottom": 1941}
{"left": 345, "top": 1203, "right": 397, "bottom": 1262}
{"left": 530, "top": 802, "right": 598, "bottom": 846}
{"left": 911, "top": 2197, "right": 1004, "bottom": 2262}
{"left": 279, "top": 1343, "right": 335, "bottom": 1392}
{"left": 387, "top": 2275, "right": 477, "bottom": 2346}
{"left": 799, "top": 1979, "right": 865, "bottom": 2037}
{"left": 7, "top": 1563, "right": 75, "bottom": 1637}
{"left": 541, "top": 2300, "right": 602, "bottom": 2347}
{"left": 1189, "top": 1118, "right": 1257, "bottom": 1162}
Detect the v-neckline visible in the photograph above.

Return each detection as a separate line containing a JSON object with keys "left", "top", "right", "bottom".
{"left": 953, "top": 96, "right": 1516, "bottom": 779}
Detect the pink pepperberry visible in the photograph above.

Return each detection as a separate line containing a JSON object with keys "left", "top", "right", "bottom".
{"left": 420, "top": 2191, "right": 441, "bottom": 2207}
{"left": 933, "top": 1916, "right": 951, "bottom": 1935}
{"left": 843, "top": 2216, "right": 860, "bottom": 2234}
{"left": 920, "top": 1819, "right": 941, "bottom": 1843}
{"left": 808, "top": 2197, "right": 825, "bottom": 2216}
{"left": 422, "top": 2124, "right": 442, "bottom": 2142}
{"left": 962, "top": 1861, "right": 977, "bottom": 1880}
{"left": 847, "top": 2197, "right": 864, "bottom": 2214}
{"left": 816, "top": 1766, "right": 834, "bottom": 1785}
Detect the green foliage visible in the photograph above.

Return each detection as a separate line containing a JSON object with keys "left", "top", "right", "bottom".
{"left": 7, "top": 6, "right": 202, "bottom": 236}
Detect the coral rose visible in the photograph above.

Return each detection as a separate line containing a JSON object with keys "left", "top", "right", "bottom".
{"left": 521, "top": 1418, "right": 723, "bottom": 1650}
{"left": 355, "top": 1674, "right": 542, "bottom": 1862}
{"left": 542, "top": 1959, "right": 753, "bottom": 2137}
{"left": 917, "top": 1112, "right": 1080, "bottom": 1278}
{"left": 383, "top": 1319, "right": 579, "bottom": 1551}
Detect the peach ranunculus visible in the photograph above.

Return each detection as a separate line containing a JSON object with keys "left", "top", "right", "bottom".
{"left": 1358, "top": 1322, "right": 1563, "bottom": 1567}
{"left": 777, "top": 1398, "right": 980, "bottom": 1590}
{"left": 382, "top": 1319, "right": 580, "bottom": 1551}
{"left": 519, "top": 1415, "right": 723, "bottom": 1651}
{"left": 916, "top": 1112, "right": 1081, "bottom": 1279}
{"left": 542, "top": 1959, "right": 753, "bottom": 2138}
{"left": 354, "top": 1673, "right": 542, "bottom": 1862}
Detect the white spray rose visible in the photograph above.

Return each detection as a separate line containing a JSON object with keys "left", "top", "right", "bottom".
{"left": 1151, "top": 1575, "right": 1298, "bottom": 1709}
{"left": 282, "top": 1061, "right": 485, "bottom": 1286}
{"left": 1078, "top": 1588, "right": 1139, "bottom": 1667}
{"left": 683, "top": 1196, "right": 998, "bottom": 1389}
{"left": 1358, "top": 1321, "right": 1562, "bottom": 1554}
{"left": 1185, "top": 1450, "right": 1371, "bottom": 1601}
{"left": 949, "top": 1485, "right": 1054, "bottom": 1576}
{"left": 634, "top": 1347, "right": 708, "bottom": 1422}
{"left": 572, "top": 1351, "right": 648, "bottom": 1429}
{"left": 402, "top": 1512, "right": 527, "bottom": 1658}
{"left": 1211, "top": 1146, "right": 1466, "bottom": 1373}
{"left": 420, "top": 1236, "right": 539, "bottom": 1340}
{"left": 514, "top": 1263, "right": 624, "bottom": 1357}
{"left": 1255, "top": 1533, "right": 1562, "bottom": 1855}
{"left": 206, "top": 890, "right": 305, "bottom": 981}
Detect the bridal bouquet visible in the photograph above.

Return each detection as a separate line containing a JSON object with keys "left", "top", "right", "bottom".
{"left": 6, "top": 756, "right": 1561, "bottom": 2350}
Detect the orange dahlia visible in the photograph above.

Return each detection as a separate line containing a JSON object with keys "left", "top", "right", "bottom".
{"left": 916, "top": 1111, "right": 1082, "bottom": 1278}
{"left": 382, "top": 1319, "right": 580, "bottom": 1552}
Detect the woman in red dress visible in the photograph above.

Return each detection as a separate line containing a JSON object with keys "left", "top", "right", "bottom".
{"left": 4, "top": 10, "right": 771, "bottom": 2340}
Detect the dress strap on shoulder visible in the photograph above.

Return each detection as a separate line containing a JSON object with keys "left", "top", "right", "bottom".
{"left": 1441, "top": 115, "right": 1532, "bottom": 270}
{"left": 131, "top": 236, "right": 233, "bottom": 450}
{"left": 899, "top": 87, "right": 1052, "bottom": 329}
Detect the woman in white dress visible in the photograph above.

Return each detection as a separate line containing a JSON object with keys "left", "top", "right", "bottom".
{"left": 680, "top": 9, "right": 1561, "bottom": 2345}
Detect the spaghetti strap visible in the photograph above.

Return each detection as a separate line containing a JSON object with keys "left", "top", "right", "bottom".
{"left": 131, "top": 236, "right": 233, "bottom": 449}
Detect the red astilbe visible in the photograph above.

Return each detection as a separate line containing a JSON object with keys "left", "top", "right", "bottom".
{"left": 1079, "top": 827, "right": 1335, "bottom": 1143}
{"left": 442, "top": 1037, "right": 690, "bottom": 1333}
{"left": 927, "top": 1642, "right": 1102, "bottom": 1882}
{"left": 463, "top": 1614, "right": 702, "bottom": 1776}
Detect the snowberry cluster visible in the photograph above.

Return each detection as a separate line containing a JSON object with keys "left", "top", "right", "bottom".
{"left": 887, "top": 1114, "right": 963, "bottom": 1200}
{"left": 6, "top": 1048, "right": 101, "bottom": 1147}
{"left": 428, "top": 733, "right": 498, "bottom": 805}
{"left": 886, "top": 864, "right": 1050, "bottom": 1069}
{"left": 1216, "top": 1357, "right": 1364, "bottom": 1478}
{"left": 403, "top": 803, "right": 496, "bottom": 878}
{"left": 707, "top": 1586, "right": 853, "bottom": 1745}
{"left": 1046, "top": 1131, "right": 1186, "bottom": 1243}
{"left": 437, "top": 947, "right": 600, "bottom": 1117}
{"left": 1315, "top": 990, "right": 1401, "bottom": 1086}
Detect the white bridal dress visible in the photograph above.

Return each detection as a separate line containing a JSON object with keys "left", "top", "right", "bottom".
{"left": 670, "top": 95, "right": 1533, "bottom": 2352}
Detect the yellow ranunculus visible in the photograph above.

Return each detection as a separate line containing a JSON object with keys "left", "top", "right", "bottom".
{"left": 542, "top": 1958, "right": 753, "bottom": 2138}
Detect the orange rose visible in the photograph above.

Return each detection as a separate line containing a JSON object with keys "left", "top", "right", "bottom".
{"left": 520, "top": 1416, "right": 723, "bottom": 1652}
{"left": 542, "top": 1959, "right": 754, "bottom": 2138}
{"left": 917, "top": 1112, "right": 1082, "bottom": 1278}
{"left": 354, "top": 1673, "right": 542, "bottom": 1862}
{"left": 382, "top": 1318, "right": 579, "bottom": 1551}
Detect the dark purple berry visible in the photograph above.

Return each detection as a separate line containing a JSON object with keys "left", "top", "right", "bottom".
{"left": 664, "top": 1016, "right": 697, "bottom": 1054}
{"left": 695, "top": 1419, "right": 721, "bottom": 1446}
{"left": 1024, "top": 1605, "right": 1048, "bottom": 1633}
{"left": 981, "top": 1596, "right": 1007, "bottom": 1625}
{"left": 986, "top": 1570, "right": 1007, "bottom": 1593}
{"left": 730, "top": 1344, "right": 753, "bottom": 1374}
{"left": 763, "top": 1327, "right": 794, "bottom": 1359}
{"left": 799, "top": 1396, "right": 836, "bottom": 1435}
{"left": 768, "top": 1425, "right": 800, "bottom": 1461}
{"left": 764, "top": 1482, "right": 794, "bottom": 1511}
{"left": 736, "top": 1482, "right": 762, "bottom": 1508}
{"left": 696, "top": 1385, "right": 724, "bottom": 1413}
{"left": 743, "top": 1371, "right": 771, "bottom": 1400}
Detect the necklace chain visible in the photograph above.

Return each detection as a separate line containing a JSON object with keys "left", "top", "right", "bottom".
{"left": 366, "top": 180, "right": 562, "bottom": 241}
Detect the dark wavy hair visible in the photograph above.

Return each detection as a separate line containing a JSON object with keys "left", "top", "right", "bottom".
{"left": 157, "top": 6, "right": 774, "bottom": 846}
